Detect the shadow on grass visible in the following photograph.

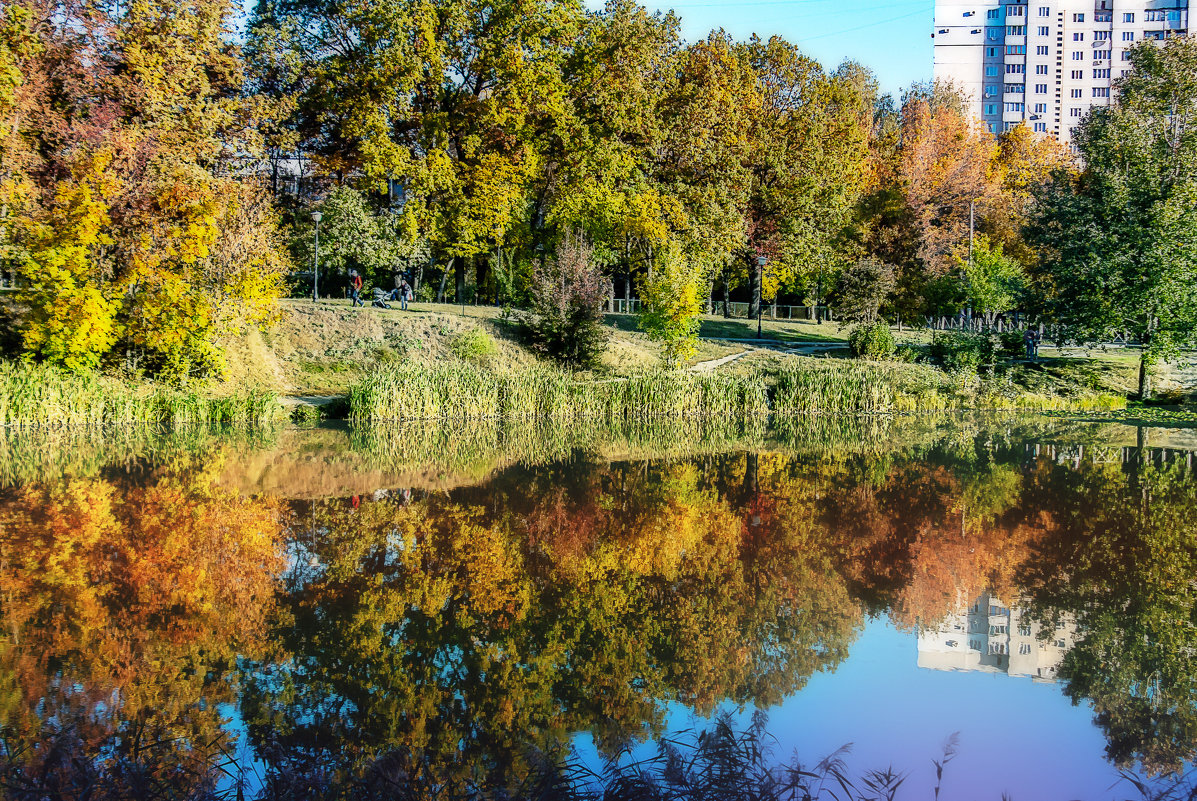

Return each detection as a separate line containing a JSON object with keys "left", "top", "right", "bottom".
{"left": 602, "top": 313, "right": 843, "bottom": 344}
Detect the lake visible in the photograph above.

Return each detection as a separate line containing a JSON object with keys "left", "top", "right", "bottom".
{"left": 2, "top": 415, "right": 1195, "bottom": 800}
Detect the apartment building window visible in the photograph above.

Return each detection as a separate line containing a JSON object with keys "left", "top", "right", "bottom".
{"left": 985, "top": 84, "right": 999, "bottom": 97}
{"left": 1094, "top": 30, "right": 1110, "bottom": 41}
{"left": 1018, "top": 625, "right": 1032, "bottom": 636}
{"left": 1036, "top": 44, "right": 1050, "bottom": 53}
{"left": 1071, "top": 88, "right": 1082, "bottom": 97}
{"left": 1007, "top": 25, "right": 1026, "bottom": 35}
{"left": 988, "top": 27, "right": 1002, "bottom": 39}
{"left": 1005, "top": 102, "right": 1025, "bottom": 112}
{"left": 985, "top": 103, "right": 999, "bottom": 114}
{"left": 1145, "top": 31, "right": 1166, "bottom": 40}
{"left": 1071, "top": 107, "right": 1082, "bottom": 116}
{"left": 987, "top": 47, "right": 999, "bottom": 56}
{"left": 1007, "top": 45, "right": 1026, "bottom": 54}
{"left": 1123, "top": 31, "right": 1135, "bottom": 41}
{"left": 1093, "top": 69, "right": 1110, "bottom": 79}
{"left": 1070, "top": 69, "right": 1083, "bottom": 78}
{"left": 970, "top": 639, "right": 983, "bottom": 650}
{"left": 1019, "top": 643, "right": 1033, "bottom": 654}
{"left": 1007, "top": 5, "right": 1024, "bottom": 15}
{"left": 1094, "top": 11, "right": 1112, "bottom": 22}
{"left": 1122, "top": 50, "right": 1131, "bottom": 60}
{"left": 1094, "top": 50, "right": 1111, "bottom": 60}
{"left": 1072, "top": 32, "right": 1084, "bottom": 41}
{"left": 1004, "top": 83, "right": 1025, "bottom": 93}
{"left": 1037, "top": 25, "right": 1050, "bottom": 35}
{"left": 988, "top": 8, "right": 1001, "bottom": 18}
{"left": 989, "top": 642, "right": 1009, "bottom": 654}
{"left": 1035, "top": 64, "right": 1048, "bottom": 74}
{"left": 1121, "top": 68, "right": 1131, "bottom": 76}
{"left": 1055, "top": 638, "right": 1066, "bottom": 648}
{"left": 1123, "top": 12, "right": 1135, "bottom": 22}
{"left": 1034, "top": 103, "right": 1047, "bottom": 112}
{"left": 1168, "top": 10, "right": 1181, "bottom": 21}
{"left": 1072, "top": 12, "right": 1084, "bottom": 22}
{"left": 986, "top": 65, "right": 999, "bottom": 76}
{"left": 1034, "top": 122, "right": 1047, "bottom": 132}
{"left": 1038, "top": 6, "right": 1050, "bottom": 15}
{"left": 1035, "top": 83, "right": 1048, "bottom": 93}
{"left": 990, "top": 624, "right": 1009, "bottom": 635}
{"left": 1006, "top": 63, "right": 1026, "bottom": 73}
{"left": 1093, "top": 86, "right": 1110, "bottom": 96}
{"left": 1146, "top": 10, "right": 1165, "bottom": 21}
{"left": 1072, "top": 51, "right": 1084, "bottom": 60}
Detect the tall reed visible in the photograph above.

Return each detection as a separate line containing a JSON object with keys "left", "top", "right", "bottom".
{"left": 0, "top": 361, "right": 284, "bottom": 428}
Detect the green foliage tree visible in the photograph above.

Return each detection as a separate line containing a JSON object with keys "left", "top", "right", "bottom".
{"left": 954, "top": 234, "right": 1026, "bottom": 324}
{"left": 640, "top": 245, "right": 705, "bottom": 367}
{"left": 1029, "top": 38, "right": 1197, "bottom": 399}
{"left": 835, "top": 257, "right": 895, "bottom": 324}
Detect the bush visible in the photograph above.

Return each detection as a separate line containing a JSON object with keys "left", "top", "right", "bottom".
{"left": 998, "top": 330, "right": 1026, "bottom": 357}
{"left": 449, "top": 328, "right": 497, "bottom": 365}
{"left": 519, "top": 236, "right": 611, "bottom": 369}
{"left": 930, "top": 332, "right": 996, "bottom": 374}
{"left": 848, "top": 321, "right": 896, "bottom": 361}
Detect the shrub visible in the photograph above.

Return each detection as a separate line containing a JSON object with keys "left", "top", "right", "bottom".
{"left": 848, "top": 321, "right": 896, "bottom": 361}
{"left": 519, "top": 236, "right": 611, "bottom": 369}
{"left": 998, "top": 330, "right": 1026, "bottom": 357}
{"left": 930, "top": 332, "right": 996, "bottom": 374}
{"left": 639, "top": 245, "right": 704, "bottom": 367}
{"left": 836, "top": 258, "right": 896, "bottom": 324}
{"left": 449, "top": 328, "right": 497, "bottom": 365}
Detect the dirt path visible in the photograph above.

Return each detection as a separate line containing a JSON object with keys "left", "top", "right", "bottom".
{"left": 690, "top": 348, "right": 756, "bottom": 372}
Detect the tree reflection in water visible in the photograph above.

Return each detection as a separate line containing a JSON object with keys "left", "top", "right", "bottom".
{"left": 0, "top": 423, "right": 1195, "bottom": 799}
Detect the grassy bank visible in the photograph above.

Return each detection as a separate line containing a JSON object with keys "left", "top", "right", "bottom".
{"left": 0, "top": 361, "right": 284, "bottom": 428}
{"left": 349, "top": 359, "right": 1125, "bottom": 423}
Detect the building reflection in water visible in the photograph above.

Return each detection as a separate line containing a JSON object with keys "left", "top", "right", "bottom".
{"left": 917, "top": 591, "right": 1076, "bottom": 682}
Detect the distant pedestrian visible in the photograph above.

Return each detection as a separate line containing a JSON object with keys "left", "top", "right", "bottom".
{"left": 1031, "top": 329, "right": 1041, "bottom": 358}
{"left": 351, "top": 271, "right": 364, "bottom": 307}
{"left": 399, "top": 279, "right": 412, "bottom": 310}
{"left": 1024, "top": 329, "right": 1036, "bottom": 359}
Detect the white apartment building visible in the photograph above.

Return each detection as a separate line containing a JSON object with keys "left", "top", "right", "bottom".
{"left": 933, "top": 0, "right": 1190, "bottom": 144}
{"left": 917, "top": 591, "right": 1076, "bottom": 681}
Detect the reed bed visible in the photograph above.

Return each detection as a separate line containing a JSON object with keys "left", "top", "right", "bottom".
{"left": 0, "top": 361, "right": 285, "bottom": 428}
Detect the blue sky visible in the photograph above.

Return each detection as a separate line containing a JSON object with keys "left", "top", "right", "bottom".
{"left": 586, "top": 0, "right": 934, "bottom": 98}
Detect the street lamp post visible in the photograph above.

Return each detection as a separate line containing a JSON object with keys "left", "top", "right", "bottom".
{"left": 756, "top": 255, "right": 767, "bottom": 340}
{"left": 310, "top": 211, "right": 322, "bottom": 302}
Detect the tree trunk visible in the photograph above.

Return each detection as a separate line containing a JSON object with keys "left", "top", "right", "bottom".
{"left": 475, "top": 255, "right": 489, "bottom": 305}
{"left": 454, "top": 257, "right": 466, "bottom": 303}
{"left": 1138, "top": 352, "right": 1152, "bottom": 401}
{"left": 436, "top": 265, "right": 448, "bottom": 303}
{"left": 722, "top": 267, "right": 731, "bottom": 318}
{"left": 748, "top": 254, "right": 761, "bottom": 320}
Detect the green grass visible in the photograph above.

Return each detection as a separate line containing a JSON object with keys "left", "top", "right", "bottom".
{"left": 0, "top": 361, "right": 285, "bottom": 428}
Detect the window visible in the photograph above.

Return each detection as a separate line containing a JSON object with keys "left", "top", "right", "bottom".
{"left": 1168, "top": 10, "right": 1181, "bottom": 21}
{"left": 988, "top": 8, "right": 1001, "bottom": 19}
{"left": 1007, "top": 25, "right": 1026, "bottom": 35}
{"left": 1072, "top": 12, "right": 1084, "bottom": 22}
{"left": 1035, "top": 64, "right": 1048, "bottom": 73}
{"left": 1037, "top": 44, "right": 1050, "bottom": 53}
{"left": 989, "top": 642, "right": 1009, "bottom": 654}
{"left": 1039, "top": 6, "right": 1050, "bottom": 15}
{"left": 986, "top": 65, "right": 999, "bottom": 76}
{"left": 986, "top": 47, "right": 999, "bottom": 56}
{"left": 985, "top": 103, "right": 999, "bottom": 114}
{"left": 1122, "top": 50, "right": 1131, "bottom": 60}
{"left": 1093, "top": 69, "right": 1110, "bottom": 79}
{"left": 1094, "top": 50, "right": 1111, "bottom": 60}
{"left": 1007, "top": 44, "right": 1026, "bottom": 54}
{"left": 985, "top": 84, "right": 999, "bottom": 97}
{"left": 1018, "top": 625, "right": 1032, "bottom": 636}
{"left": 970, "top": 639, "right": 983, "bottom": 651}
{"left": 1006, "top": 63, "right": 1025, "bottom": 73}
{"left": 1034, "top": 103, "right": 1047, "bottom": 112}
{"left": 1145, "top": 30, "right": 1166, "bottom": 40}
{"left": 1004, "top": 83, "right": 1025, "bottom": 93}
{"left": 1019, "top": 643, "right": 1033, "bottom": 654}
{"left": 1004, "top": 102, "right": 1025, "bottom": 112}
{"left": 1071, "top": 88, "right": 1083, "bottom": 97}
{"left": 1071, "top": 107, "right": 1082, "bottom": 116}
{"left": 1071, "top": 69, "right": 1083, "bottom": 78}
{"left": 1094, "top": 11, "right": 1111, "bottom": 22}
{"left": 988, "top": 27, "right": 1002, "bottom": 39}
{"left": 990, "top": 624, "right": 1009, "bottom": 635}
{"left": 1034, "top": 122, "right": 1047, "bottom": 132}
{"left": 1094, "top": 30, "right": 1110, "bottom": 41}
{"left": 1037, "top": 25, "right": 1050, "bottom": 35}
{"left": 1093, "top": 86, "right": 1110, "bottom": 96}
{"left": 1035, "top": 83, "right": 1048, "bottom": 93}
{"left": 1121, "top": 68, "right": 1131, "bottom": 76}
{"left": 1007, "top": 4, "right": 1024, "bottom": 16}
{"left": 1072, "top": 51, "right": 1084, "bottom": 60}
{"left": 1146, "top": 10, "right": 1165, "bottom": 21}
{"left": 1123, "top": 31, "right": 1135, "bottom": 41}
{"left": 1055, "top": 638, "right": 1066, "bottom": 648}
{"left": 988, "top": 122, "right": 999, "bottom": 133}
{"left": 1073, "top": 32, "right": 1084, "bottom": 41}
{"left": 1123, "top": 12, "right": 1135, "bottom": 22}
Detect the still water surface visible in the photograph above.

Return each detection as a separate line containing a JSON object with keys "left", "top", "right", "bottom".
{"left": 2, "top": 416, "right": 1196, "bottom": 800}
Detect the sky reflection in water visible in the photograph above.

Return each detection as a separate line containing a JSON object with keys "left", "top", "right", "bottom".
{"left": 1, "top": 417, "right": 1195, "bottom": 800}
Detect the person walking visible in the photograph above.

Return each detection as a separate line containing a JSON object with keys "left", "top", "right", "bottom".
{"left": 350, "top": 271, "right": 364, "bottom": 307}
{"left": 400, "top": 279, "right": 412, "bottom": 310}
{"left": 1024, "top": 328, "right": 1036, "bottom": 360}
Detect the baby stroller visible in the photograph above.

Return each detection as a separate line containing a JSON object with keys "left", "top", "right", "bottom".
{"left": 371, "top": 287, "right": 393, "bottom": 309}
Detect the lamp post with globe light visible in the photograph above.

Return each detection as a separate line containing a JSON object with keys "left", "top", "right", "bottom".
{"left": 310, "top": 211, "right": 322, "bottom": 302}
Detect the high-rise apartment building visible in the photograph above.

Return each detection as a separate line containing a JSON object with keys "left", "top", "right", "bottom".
{"left": 933, "top": 0, "right": 1190, "bottom": 144}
